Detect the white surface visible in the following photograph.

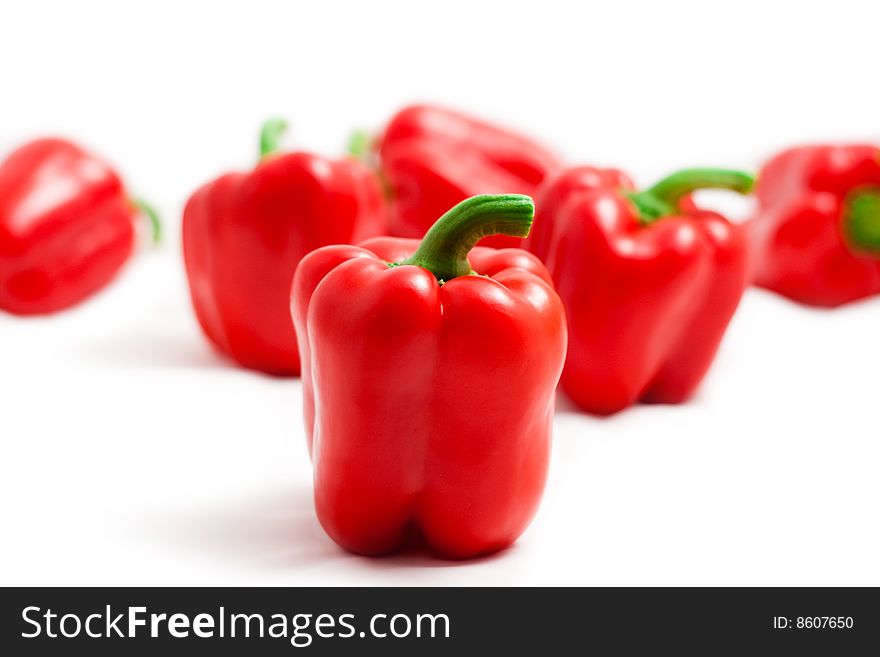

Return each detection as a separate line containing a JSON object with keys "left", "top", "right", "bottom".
{"left": 1, "top": 0, "right": 878, "bottom": 586}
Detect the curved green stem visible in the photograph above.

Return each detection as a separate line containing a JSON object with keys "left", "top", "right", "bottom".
{"left": 844, "top": 187, "right": 880, "bottom": 255}
{"left": 401, "top": 194, "right": 534, "bottom": 282}
{"left": 260, "top": 117, "right": 288, "bottom": 158}
{"left": 133, "top": 199, "right": 161, "bottom": 244}
{"left": 347, "top": 130, "right": 371, "bottom": 160}
{"left": 628, "top": 168, "right": 756, "bottom": 224}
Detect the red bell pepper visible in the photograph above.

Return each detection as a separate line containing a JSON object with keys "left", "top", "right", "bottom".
{"left": 748, "top": 144, "right": 880, "bottom": 306}
{"left": 291, "top": 194, "right": 566, "bottom": 558}
{"left": 376, "top": 104, "right": 562, "bottom": 248}
{"left": 528, "top": 166, "right": 754, "bottom": 415}
{"left": 183, "top": 119, "right": 386, "bottom": 375}
{"left": 0, "top": 138, "right": 158, "bottom": 315}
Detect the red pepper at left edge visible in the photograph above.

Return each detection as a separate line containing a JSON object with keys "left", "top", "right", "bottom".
{"left": 183, "top": 119, "right": 386, "bottom": 375}
{"left": 292, "top": 194, "right": 566, "bottom": 558}
{"left": 0, "top": 138, "right": 159, "bottom": 315}
{"left": 528, "top": 166, "right": 753, "bottom": 415}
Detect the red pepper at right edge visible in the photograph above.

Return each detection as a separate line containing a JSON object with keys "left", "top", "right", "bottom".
{"left": 748, "top": 144, "right": 880, "bottom": 307}
{"left": 528, "top": 166, "right": 754, "bottom": 415}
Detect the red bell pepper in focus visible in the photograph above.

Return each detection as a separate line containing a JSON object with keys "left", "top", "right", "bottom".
{"left": 0, "top": 138, "right": 159, "bottom": 315}
{"left": 183, "top": 119, "right": 386, "bottom": 375}
{"left": 528, "top": 167, "right": 754, "bottom": 415}
{"left": 291, "top": 194, "right": 566, "bottom": 558}
{"left": 748, "top": 144, "right": 880, "bottom": 306}
{"left": 376, "top": 105, "right": 562, "bottom": 248}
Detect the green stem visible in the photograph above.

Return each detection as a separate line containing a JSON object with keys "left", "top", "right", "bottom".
{"left": 133, "top": 199, "right": 161, "bottom": 244}
{"left": 844, "top": 187, "right": 880, "bottom": 255}
{"left": 260, "top": 117, "right": 288, "bottom": 158}
{"left": 347, "top": 130, "right": 371, "bottom": 160}
{"left": 401, "top": 194, "right": 534, "bottom": 281}
{"left": 628, "top": 168, "right": 756, "bottom": 224}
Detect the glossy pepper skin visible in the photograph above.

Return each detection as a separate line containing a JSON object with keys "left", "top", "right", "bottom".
{"left": 376, "top": 105, "right": 562, "bottom": 248}
{"left": 748, "top": 144, "right": 880, "bottom": 307}
{"left": 292, "top": 195, "right": 566, "bottom": 558}
{"left": 0, "top": 138, "right": 157, "bottom": 315}
{"left": 528, "top": 167, "right": 754, "bottom": 415}
{"left": 183, "top": 119, "right": 386, "bottom": 375}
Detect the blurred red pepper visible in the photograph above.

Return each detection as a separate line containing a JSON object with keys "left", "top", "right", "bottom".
{"left": 291, "top": 195, "right": 566, "bottom": 558}
{"left": 528, "top": 166, "right": 753, "bottom": 415}
{"left": 376, "top": 105, "right": 562, "bottom": 248}
{"left": 183, "top": 119, "right": 386, "bottom": 375}
{"left": 748, "top": 144, "right": 880, "bottom": 306}
{"left": 0, "top": 138, "right": 158, "bottom": 315}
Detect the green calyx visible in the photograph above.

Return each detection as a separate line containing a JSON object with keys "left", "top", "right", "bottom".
{"left": 347, "top": 130, "right": 371, "bottom": 160}
{"left": 400, "top": 194, "right": 535, "bottom": 282}
{"left": 627, "top": 168, "right": 756, "bottom": 224}
{"left": 843, "top": 187, "right": 880, "bottom": 255}
{"left": 133, "top": 199, "right": 161, "bottom": 244}
{"left": 259, "top": 117, "right": 288, "bottom": 158}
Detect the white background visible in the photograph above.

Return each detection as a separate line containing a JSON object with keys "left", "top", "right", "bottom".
{"left": 1, "top": 0, "right": 878, "bottom": 586}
